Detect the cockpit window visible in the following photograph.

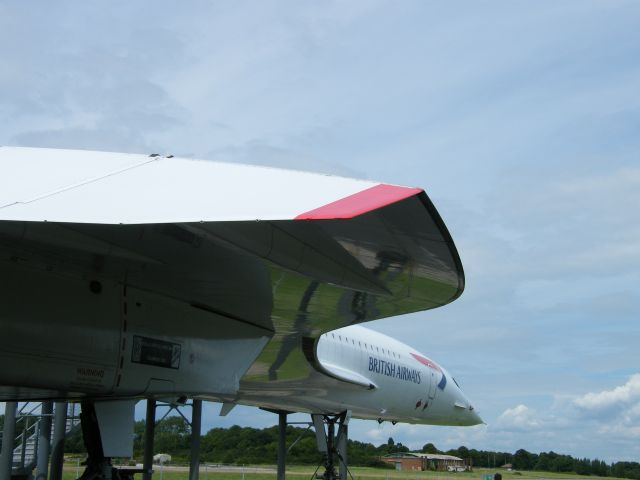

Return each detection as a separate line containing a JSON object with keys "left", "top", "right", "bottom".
{"left": 452, "top": 377, "right": 461, "bottom": 388}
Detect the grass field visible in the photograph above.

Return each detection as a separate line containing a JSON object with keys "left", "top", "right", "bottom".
{"left": 60, "top": 464, "right": 628, "bottom": 480}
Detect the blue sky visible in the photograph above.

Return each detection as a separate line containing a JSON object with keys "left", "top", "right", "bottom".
{"left": 2, "top": 0, "right": 639, "bottom": 463}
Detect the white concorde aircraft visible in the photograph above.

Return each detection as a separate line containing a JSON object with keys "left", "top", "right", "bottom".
{"left": 0, "top": 147, "right": 480, "bottom": 477}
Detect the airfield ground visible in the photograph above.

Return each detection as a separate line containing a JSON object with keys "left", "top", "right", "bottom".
{"left": 60, "top": 465, "right": 628, "bottom": 480}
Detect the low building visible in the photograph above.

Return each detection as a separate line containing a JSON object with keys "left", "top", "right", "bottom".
{"left": 381, "top": 452, "right": 467, "bottom": 471}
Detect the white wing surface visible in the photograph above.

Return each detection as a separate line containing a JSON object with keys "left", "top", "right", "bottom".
{"left": 0, "top": 147, "right": 410, "bottom": 224}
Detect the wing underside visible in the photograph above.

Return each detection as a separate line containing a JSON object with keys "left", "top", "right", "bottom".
{"left": 0, "top": 147, "right": 464, "bottom": 387}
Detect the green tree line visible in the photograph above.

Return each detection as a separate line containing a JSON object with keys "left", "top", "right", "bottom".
{"left": 3, "top": 414, "right": 638, "bottom": 479}
{"left": 439, "top": 445, "right": 639, "bottom": 479}
{"left": 64, "top": 417, "right": 407, "bottom": 467}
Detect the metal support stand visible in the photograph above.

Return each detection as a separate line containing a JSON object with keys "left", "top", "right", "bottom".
{"left": 324, "top": 418, "right": 337, "bottom": 480}
{"left": 77, "top": 401, "right": 115, "bottom": 480}
{"left": 277, "top": 412, "right": 287, "bottom": 480}
{"left": 36, "top": 401, "right": 53, "bottom": 480}
{"left": 49, "top": 402, "right": 67, "bottom": 480}
{"left": 337, "top": 424, "right": 347, "bottom": 480}
{"left": 0, "top": 401, "right": 18, "bottom": 480}
{"left": 142, "top": 400, "right": 156, "bottom": 480}
{"left": 188, "top": 400, "right": 202, "bottom": 480}
{"left": 311, "top": 412, "right": 351, "bottom": 480}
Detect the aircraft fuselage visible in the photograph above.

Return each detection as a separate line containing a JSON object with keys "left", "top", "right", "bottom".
{"left": 235, "top": 325, "right": 482, "bottom": 426}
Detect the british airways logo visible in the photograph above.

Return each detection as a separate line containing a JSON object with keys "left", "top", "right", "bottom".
{"left": 411, "top": 353, "right": 447, "bottom": 390}
{"left": 410, "top": 353, "right": 442, "bottom": 372}
{"left": 368, "top": 357, "right": 421, "bottom": 384}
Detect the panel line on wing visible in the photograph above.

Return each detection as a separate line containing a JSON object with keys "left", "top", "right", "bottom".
{"left": 0, "top": 157, "right": 159, "bottom": 210}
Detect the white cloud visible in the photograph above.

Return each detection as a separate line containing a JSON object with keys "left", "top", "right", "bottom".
{"left": 574, "top": 374, "right": 640, "bottom": 411}
{"left": 495, "top": 405, "right": 541, "bottom": 431}
{"left": 473, "top": 375, "right": 640, "bottom": 457}
{"left": 597, "top": 423, "right": 640, "bottom": 439}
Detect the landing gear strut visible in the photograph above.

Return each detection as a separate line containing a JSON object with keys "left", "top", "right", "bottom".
{"left": 76, "top": 400, "right": 138, "bottom": 480}
{"left": 312, "top": 412, "right": 351, "bottom": 480}
{"left": 77, "top": 402, "right": 116, "bottom": 480}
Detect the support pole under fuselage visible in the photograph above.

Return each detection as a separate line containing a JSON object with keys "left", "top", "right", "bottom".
{"left": 277, "top": 411, "right": 287, "bottom": 480}
{"left": 143, "top": 399, "right": 156, "bottom": 480}
{"left": 49, "top": 402, "right": 67, "bottom": 480}
{"left": 35, "top": 401, "right": 53, "bottom": 480}
{"left": 0, "top": 401, "right": 18, "bottom": 480}
{"left": 189, "top": 400, "right": 202, "bottom": 480}
{"left": 325, "top": 418, "right": 336, "bottom": 480}
{"left": 337, "top": 424, "right": 348, "bottom": 480}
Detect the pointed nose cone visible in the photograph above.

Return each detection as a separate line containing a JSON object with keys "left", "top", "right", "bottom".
{"left": 457, "top": 405, "right": 483, "bottom": 426}
{"left": 469, "top": 409, "right": 484, "bottom": 426}
{"left": 455, "top": 392, "right": 484, "bottom": 427}
{"left": 454, "top": 394, "right": 483, "bottom": 425}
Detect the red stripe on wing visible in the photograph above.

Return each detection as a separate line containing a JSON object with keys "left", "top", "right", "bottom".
{"left": 295, "top": 184, "right": 423, "bottom": 220}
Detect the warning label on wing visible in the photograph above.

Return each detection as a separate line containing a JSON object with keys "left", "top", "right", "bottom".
{"left": 131, "top": 335, "right": 181, "bottom": 369}
{"left": 70, "top": 366, "right": 107, "bottom": 391}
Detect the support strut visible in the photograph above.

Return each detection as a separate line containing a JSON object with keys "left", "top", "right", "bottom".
{"left": 189, "top": 400, "right": 202, "bottom": 480}
{"left": 142, "top": 400, "right": 156, "bottom": 480}
{"left": 36, "top": 401, "right": 54, "bottom": 480}
{"left": 277, "top": 412, "right": 288, "bottom": 480}
{"left": 77, "top": 401, "right": 113, "bottom": 480}
{"left": 0, "top": 401, "right": 18, "bottom": 480}
{"left": 312, "top": 412, "right": 351, "bottom": 480}
{"left": 337, "top": 422, "right": 347, "bottom": 480}
{"left": 49, "top": 402, "right": 67, "bottom": 480}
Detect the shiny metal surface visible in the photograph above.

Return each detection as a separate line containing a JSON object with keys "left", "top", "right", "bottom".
{"left": 0, "top": 189, "right": 464, "bottom": 417}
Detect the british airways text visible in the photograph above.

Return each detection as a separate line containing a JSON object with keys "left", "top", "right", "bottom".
{"left": 368, "top": 356, "right": 421, "bottom": 384}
